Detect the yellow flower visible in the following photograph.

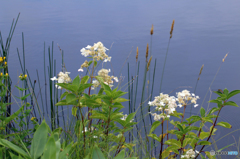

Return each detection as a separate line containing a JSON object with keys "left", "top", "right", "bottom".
{"left": 0, "top": 57, "right": 3, "bottom": 63}
{"left": 19, "top": 75, "right": 22, "bottom": 79}
{"left": 3, "top": 57, "right": 6, "bottom": 60}
{"left": 0, "top": 73, "right": 2, "bottom": 76}
{"left": 24, "top": 74, "right": 27, "bottom": 78}
{"left": 6, "top": 73, "right": 8, "bottom": 76}
{"left": 4, "top": 62, "right": 7, "bottom": 65}
{"left": 31, "top": 117, "right": 36, "bottom": 121}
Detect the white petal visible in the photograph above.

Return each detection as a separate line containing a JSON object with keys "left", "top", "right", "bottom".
{"left": 65, "top": 72, "right": 71, "bottom": 74}
{"left": 194, "top": 104, "right": 199, "bottom": 107}
{"left": 50, "top": 77, "right": 58, "bottom": 81}
{"left": 86, "top": 45, "right": 91, "bottom": 49}
{"left": 78, "top": 68, "right": 84, "bottom": 72}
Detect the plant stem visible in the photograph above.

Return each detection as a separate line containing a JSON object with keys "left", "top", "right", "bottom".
{"left": 159, "top": 119, "right": 164, "bottom": 159}
{"left": 195, "top": 105, "right": 223, "bottom": 158}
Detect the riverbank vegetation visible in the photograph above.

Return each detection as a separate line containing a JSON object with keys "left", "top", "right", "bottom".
{"left": 0, "top": 13, "right": 240, "bottom": 159}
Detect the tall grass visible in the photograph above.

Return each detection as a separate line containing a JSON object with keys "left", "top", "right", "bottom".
{"left": 1, "top": 14, "right": 240, "bottom": 159}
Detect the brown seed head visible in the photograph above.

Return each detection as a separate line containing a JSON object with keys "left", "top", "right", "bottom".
{"left": 170, "top": 19, "right": 175, "bottom": 38}
{"left": 136, "top": 47, "right": 139, "bottom": 62}
{"left": 150, "top": 24, "right": 154, "bottom": 35}
{"left": 146, "top": 43, "right": 149, "bottom": 60}
{"left": 147, "top": 56, "right": 152, "bottom": 71}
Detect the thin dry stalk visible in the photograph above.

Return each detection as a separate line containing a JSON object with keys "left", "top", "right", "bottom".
{"left": 136, "top": 47, "right": 139, "bottom": 62}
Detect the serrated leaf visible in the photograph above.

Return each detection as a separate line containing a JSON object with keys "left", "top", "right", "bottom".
{"left": 217, "top": 121, "right": 232, "bottom": 128}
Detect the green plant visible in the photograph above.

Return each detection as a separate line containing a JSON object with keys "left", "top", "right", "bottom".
{"left": 0, "top": 120, "right": 72, "bottom": 159}
{"left": 147, "top": 88, "right": 240, "bottom": 159}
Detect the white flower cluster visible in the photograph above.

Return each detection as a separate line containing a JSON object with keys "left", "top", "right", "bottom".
{"left": 149, "top": 90, "right": 199, "bottom": 121}
{"left": 50, "top": 72, "right": 72, "bottom": 89}
{"left": 176, "top": 90, "right": 199, "bottom": 108}
{"left": 181, "top": 149, "right": 199, "bottom": 159}
{"left": 121, "top": 114, "right": 134, "bottom": 122}
{"left": 91, "top": 69, "right": 118, "bottom": 90}
{"left": 79, "top": 42, "right": 111, "bottom": 72}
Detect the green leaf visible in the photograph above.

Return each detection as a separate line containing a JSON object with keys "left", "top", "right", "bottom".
{"left": 59, "top": 142, "right": 73, "bottom": 159}
{"left": 148, "top": 134, "right": 160, "bottom": 142}
{"left": 182, "top": 138, "right": 192, "bottom": 147}
{"left": 208, "top": 99, "right": 222, "bottom": 105}
{"left": 30, "top": 120, "right": 48, "bottom": 159}
{"left": 217, "top": 121, "right": 232, "bottom": 128}
{"left": 176, "top": 124, "right": 184, "bottom": 132}
{"left": 41, "top": 135, "right": 56, "bottom": 159}
{"left": 223, "top": 88, "right": 229, "bottom": 95}
{"left": 72, "top": 75, "right": 80, "bottom": 86}
{"left": 149, "top": 121, "right": 161, "bottom": 134}
{"left": 200, "top": 107, "right": 205, "bottom": 117}
{"left": 15, "top": 86, "right": 28, "bottom": 91}
{"left": 113, "top": 149, "right": 125, "bottom": 159}
{"left": 166, "top": 145, "right": 179, "bottom": 154}
{"left": 94, "top": 60, "right": 97, "bottom": 67}
{"left": 0, "top": 139, "right": 30, "bottom": 158}
{"left": 5, "top": 105, "right": 24, "bottom": 123}
{"left": 223, "top": 101, "right": 239, "bottom": 107}
{"left": 198, "top": 141, "right": 211, "bottom": 145}
{"left": 66, "top": 93, "right": 76, "bottom": 104}
{"left": 227, "top": 90, "right": 240, "bottom": 99}
{"left": 55, "top": 99, "right": 67, "bottom": 106}
{"left": 81, "top": 76, "right": 89, "bottom": 84}
{"left": 20, "top": 93, "right": 31, "bottom": 101}
{"left": 113, "top": 98, "right": 128, "bottom": 103}
{"left": 164, "top": 139, "right": 181, "bottom": 148}
{"left": 208, "top": 107, "right": 220, "bottom": 115}
{"left": 112, "top": 102, "right": 124, "bottom": 109}
{"left": 202, "top": 117, "right": 213, "bottom": 123}
{"left": 72, "top": 107, "right": 77, "bottom": 117}
{"left": 92, "top": 145, "right": 105, "bottom": 159}
{"left": 126, "top": 112, "right": 136, "bottom": 123}
{"left": 199, "top": 132, "right": 210, "bottom": 140}
{"left": 60, "top": 92, "right": 68, "bottom": 100}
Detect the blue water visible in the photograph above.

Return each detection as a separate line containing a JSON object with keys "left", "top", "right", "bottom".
{"left": 1, "top": 0, "right": 240, "bottom": 156}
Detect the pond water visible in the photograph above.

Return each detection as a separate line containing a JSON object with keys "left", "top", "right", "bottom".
{"left": 1, "top": 0, "right": 240, "bottom": 155}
